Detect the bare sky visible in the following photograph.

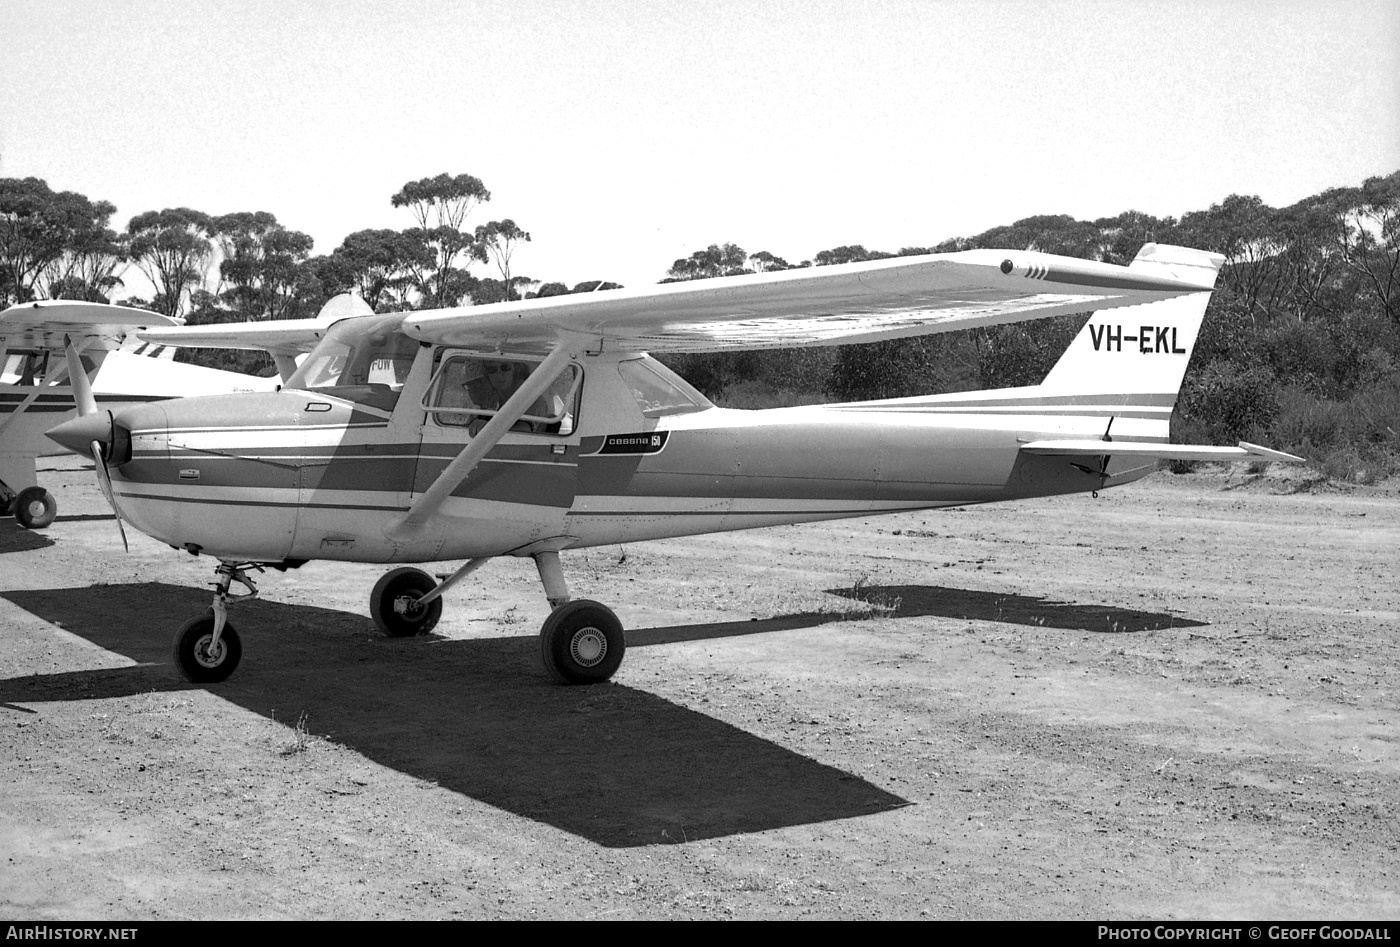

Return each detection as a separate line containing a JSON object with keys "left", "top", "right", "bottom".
{"left": 4, "top": 0, "right": 1398, "bottom": 293}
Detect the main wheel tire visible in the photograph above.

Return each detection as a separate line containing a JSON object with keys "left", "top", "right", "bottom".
{"left": 172, "top": 611, "right": 243, "bottom": 683}
{"left": 14, "top": 486, "right": 56, "bottom": 530}
{"left": 370, "top": 567, "right": 443, "bottom": 637}
{"left": 540, "top": 600, "right": 625, "bottom": 685}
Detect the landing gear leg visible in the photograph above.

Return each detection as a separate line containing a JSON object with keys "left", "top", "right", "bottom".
{"left": 533, "top": 550, "right": 625, "bottom": 685}
{"left": 172, "top": 561, "right": 259, "bottom": 683}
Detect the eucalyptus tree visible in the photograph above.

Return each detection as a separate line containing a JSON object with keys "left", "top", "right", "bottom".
{"left": 1172, "top": 196, "right": 1287, "bottom": 318}
{"left": 813, "top": 245, "right": 890, "bottom": 266}
{"left": 476, "top": 219, "right": 531, "bottom": 297}
{"left": 0, "top": 177, "right": 117, "bottom": 306}
{"left": 1329, "top": 171, "right": 1400, "bottom": 327}
{"left": 39, "top": 224, "right": 127, "bottom": 302}
{"left": 1091, "top": 210, "right": 1176, "bottom": 266}
{"left": 749, "top": 250, "right": 794, "bottom": 272}
{"left": 327, "top": 228, "right": 435, "bottom": 313}
{"left": 571, "top": 280, "right": 622, "bottom": 293}
{"left": 126, "top": 208, "right": 216, "bottom": 320}
{"left": 212, "top": 211, "right": 315, "bottom": 320}
{"left": 665, "top": 243, "right": 749, "bottom": 281}
{"left": 969, "top": 215, "right": 1102, "bottom": 259}
{"left": 391, "top": 173, "right": 492, "bottom": 309}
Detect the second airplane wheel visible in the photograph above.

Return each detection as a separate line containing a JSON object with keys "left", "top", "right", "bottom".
{"left": 172, "top": 611, "right": 243, "bottom": 684}
{"left": 370, "top": 567, "right": 443, "bottom": 637}
{"left": 540, "top": 600, "right": 625, "bottom": 685}
{"left": 14, "top": 487, "right": 56, "bottom": 530}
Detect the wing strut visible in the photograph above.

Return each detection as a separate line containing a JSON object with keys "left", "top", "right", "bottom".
{"left": 384, "top": 344, "right": 575, "bottom": 542}
{"left": 272, "top": 354, "right": 300, "bottom": 384}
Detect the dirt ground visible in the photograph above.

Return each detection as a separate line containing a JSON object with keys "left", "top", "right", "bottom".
{"left": 1, "top": 456, "right": 1397, "bottom": 920}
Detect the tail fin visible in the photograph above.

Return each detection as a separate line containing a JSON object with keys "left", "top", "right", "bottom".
{"left": 315, "top": 292, "right": 374, "bottom": 321}
{"left": 1039, "top": 243, "right": 1225, "bottom": 402}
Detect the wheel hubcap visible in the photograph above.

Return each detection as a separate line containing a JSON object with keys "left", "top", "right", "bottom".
{"left": 194, "top": 634, "right": 226, "bottom": 668}
{"left": 570, "top": 626, "right": 607, "bottom": 667}
{"left": 394, "top": 593, "right": 424, "bottom": 619}
{"left": 24, "top": 500, "right": 44, "bottom": 518}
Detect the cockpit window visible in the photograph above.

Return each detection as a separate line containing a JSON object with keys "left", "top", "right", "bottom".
{"left": 618, "top": 356, "right": 711, "bottom": 416}
{"left": 426, "top": 354, "right": 581, "bottom": 436}
{"left": 286, "top": 316, "right": 417, "bottom": 412}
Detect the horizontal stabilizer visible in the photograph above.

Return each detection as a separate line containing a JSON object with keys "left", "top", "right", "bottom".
{"left": 1019, "top": 439, "right": 1305, "bottom": 463}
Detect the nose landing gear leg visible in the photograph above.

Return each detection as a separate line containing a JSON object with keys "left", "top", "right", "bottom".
{"left": 172, "top": 561, "right": 259, "bottom": 683}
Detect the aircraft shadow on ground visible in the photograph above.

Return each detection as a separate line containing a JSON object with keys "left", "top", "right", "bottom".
{"left": 0, "top": 583, "right": 907, "bottom": 848}
{"left": 628, "top": 584, "right": 1204, "bottom": 648}
{"left": 831, "top": 584, "right": 1208, "bottom": 633}
{"left": 0, "top": 521, "right": 54, "bottom": 554}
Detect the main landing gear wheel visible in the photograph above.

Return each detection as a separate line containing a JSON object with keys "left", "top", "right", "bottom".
{"left": 540, "top": 600, "right": 625, "bottom": 685}
{"left": 13, "top": 486, "right": 56, "bottom": 530}
{"left": 371, "top": 567, "right": 443, "bottom": 637}
{"left": 172, "top": 611, "right": 243, "bottom": 684}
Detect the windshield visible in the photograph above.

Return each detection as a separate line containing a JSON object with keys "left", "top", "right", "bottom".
{"left": 286, "top": 315, "right": 417, "bottom": 412}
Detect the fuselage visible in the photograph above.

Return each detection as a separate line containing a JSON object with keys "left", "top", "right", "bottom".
{"left": 98, "top": 343, "right": 1156, "bottom": 565}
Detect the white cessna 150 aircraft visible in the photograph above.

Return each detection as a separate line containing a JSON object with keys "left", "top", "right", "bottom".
{"left": 45, "top": 243, "right": 1301, "bottom": 687}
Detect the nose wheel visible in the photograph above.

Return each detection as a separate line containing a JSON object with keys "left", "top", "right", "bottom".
{"left": 172, "top": 612, "right": 243, "bottom": 683}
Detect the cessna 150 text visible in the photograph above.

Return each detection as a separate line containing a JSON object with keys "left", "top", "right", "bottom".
{"left": 44, "top": 244, "right": 1301, "bottom": 686}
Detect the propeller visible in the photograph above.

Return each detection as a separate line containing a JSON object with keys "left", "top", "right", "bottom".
{"left": 49, "top": 334, "right": 130, "bottom": 550}
{"left": 89, "top": 439, "right": 129, "bottom": 552}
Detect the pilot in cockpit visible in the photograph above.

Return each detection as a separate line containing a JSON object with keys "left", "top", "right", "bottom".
{"left": 439, "top": 358, "right": 551, "bottom": 434}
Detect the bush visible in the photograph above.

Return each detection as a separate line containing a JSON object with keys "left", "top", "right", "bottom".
{"left": 974, "top": 314, "right": 1087, "bottom": 390}
{"left": 1269, "top": 380, "right": 1400, "bottom": 482}
{"left": 712, "top": 380, "right": 830, "bottom": 409}
{"left": 1177, "top": 361, "right": 1279, "bottom": 443}
{"left": 659, "top": 347, "right": 837, "bottom": 401}
{"left": 1260, "top": 315, "right": 1337, "bottom": 396}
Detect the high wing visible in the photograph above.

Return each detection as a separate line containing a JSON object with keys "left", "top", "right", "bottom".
{"left": 397, "top": 248, "right": 1221, "bottom": 354}
{"left": 136, "top": 315, "right": 335, "bottom": 358}
{"left": 136, "top": 293, "right": 373, "bottom": 358}
{"left": 1, "top": 300, "right": 177, "bottom": 352}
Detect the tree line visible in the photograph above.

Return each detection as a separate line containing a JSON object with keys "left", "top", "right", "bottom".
{"left": 0, "top": 172, "right": 618, "bottom": 323}
{"left": 3, "top": 168, "right": 1397, "bottom": 479}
